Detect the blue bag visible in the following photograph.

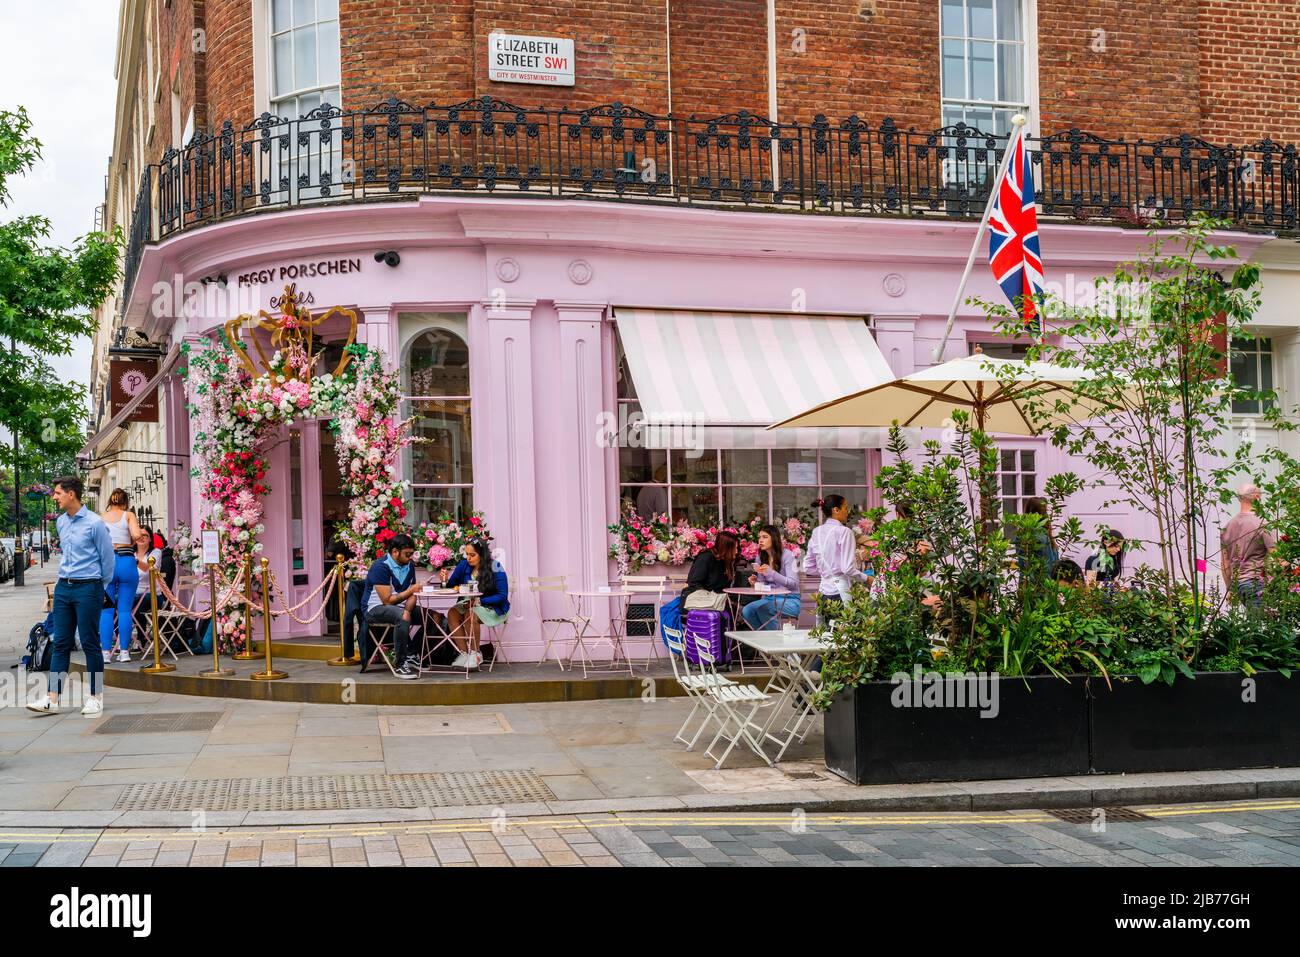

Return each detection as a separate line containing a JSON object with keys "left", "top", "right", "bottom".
{"left": 659, "top": 596, "right": 683, "bottom": 653}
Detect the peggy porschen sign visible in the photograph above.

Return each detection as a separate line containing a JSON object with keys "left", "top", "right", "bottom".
{"left": 487, "top": 32, "right": 575, "bottom": 86}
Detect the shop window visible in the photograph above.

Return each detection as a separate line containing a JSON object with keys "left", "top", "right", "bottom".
{"left": 969, "top": 340, "right": 1030, "bottom": 360}
{"left": 614, "top": 333, "right": 872, "bottom": 527}
{"left": 405, "top": 328, "right": 472, "bottom": 523}
{"left": 619, "top": 448, "right": 872, "bottom": 529}
{"left": 1231, "top": 336, "right": 1274, "bottom": 415}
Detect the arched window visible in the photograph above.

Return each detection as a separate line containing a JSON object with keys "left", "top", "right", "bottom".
{"left": 404, "top": 328, "right": 472, "bottom": 523}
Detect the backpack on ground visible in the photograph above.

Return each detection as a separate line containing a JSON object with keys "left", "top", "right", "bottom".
{"left": 24, "top": 614, "right": 54, "bottom": 672}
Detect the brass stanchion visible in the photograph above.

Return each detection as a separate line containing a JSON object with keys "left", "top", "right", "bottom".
{"left": 327, "top": 556, "right": 352, "bottom": 666}
{"left": 140, "top": 557, "right": 175, "bottom": 675}
{"left": 249, "top": 558, "right": 287, "bottom": 680}
{"left": 233, "top": 554, "right": 258, "bottom": 659}
{"left": 199, "top": 562, "right": 234, "bottom": 678}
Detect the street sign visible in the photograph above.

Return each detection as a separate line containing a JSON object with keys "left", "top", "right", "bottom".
{"left": 487, "top": 32, "right": 575, "bottom": 86}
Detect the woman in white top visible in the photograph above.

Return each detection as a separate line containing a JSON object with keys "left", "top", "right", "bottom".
{"left": 99, "top": 489, "right": 146, "bottom": 661}
{"left": 802, "top": 494, "right": 871, "bottom": 626}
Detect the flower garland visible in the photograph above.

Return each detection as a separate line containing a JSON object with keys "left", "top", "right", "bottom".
{"left": 413, "top": 511, "right": 492, "bottom": 569}
{"left": 331, "top": 347, "right": 415, "bottom": 573}
{"left": 185, "top": 335, "right": 407, "bottom": 652}
{"left": 171, "top": 521, "right": 201, "bottom": 574}
{"left": 607, "top": 506, "right": 812, "bottom": 576}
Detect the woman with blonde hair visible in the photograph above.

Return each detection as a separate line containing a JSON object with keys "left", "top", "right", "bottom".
{"left": 99, "top": 488, "right": 146, "bottom": 662}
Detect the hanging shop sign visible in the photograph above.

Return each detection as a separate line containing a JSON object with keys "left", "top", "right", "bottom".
{"left": 487, "top": 32, "right": 575, "bottom": 86}
{"left": 109, "top": 357, "right": 159, "bottom": 424}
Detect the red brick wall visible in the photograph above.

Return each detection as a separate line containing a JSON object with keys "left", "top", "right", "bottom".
{"left": 1199, "top": 0, "right": 1300, "bottom": 144}
{"left": 775, "top": 0, "right": 940, "bottom": 130}
{"left": 669, "top": 0, "right": 766, "bottom": 120}
{"left": 128, "top": 1, "right": 1300, "bottom": 149}
{"left": 204, "top": 0, "right": 253, "bottom": 128}
{"left": 1037, "top": 2, "right": 1200, "bottom": 141}
{"left": 340, "top": 0, "right": 474, "bottom": 109}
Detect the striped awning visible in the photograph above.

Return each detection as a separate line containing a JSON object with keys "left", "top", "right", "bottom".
{"left": 613, "top": 308, "right": 894, "bottom": 448}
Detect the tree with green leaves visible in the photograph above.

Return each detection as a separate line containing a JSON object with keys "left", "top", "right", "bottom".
{"left": 0, "top": 106, "right": 120, "bottom": 575}
{"left": 980, "top": 217, "right": 1297, "bottom": 647}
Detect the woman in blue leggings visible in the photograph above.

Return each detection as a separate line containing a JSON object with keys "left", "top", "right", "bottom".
{"left": 99, "top": 489, "right": 145, "bottom": 662}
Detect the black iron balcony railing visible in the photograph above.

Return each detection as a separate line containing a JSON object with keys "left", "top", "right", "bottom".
{"left": 120, "top": 95, "right": 1300, "bottom": 307}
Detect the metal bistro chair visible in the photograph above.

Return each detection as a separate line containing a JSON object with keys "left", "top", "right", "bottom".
{"left": 663, "top": 622, "right": 735, "bottom": 751}
{"left": 618, "top": 575, "right": 668, "bottom": 669}
{"left": 529, "top": 575, "right": 577, "bottom": 669}
{"left": 479, "top": 611, "right": 511, "bottom": 672}
{"left": 361, "top": 618, "right": 399, "bottom": 676}
{"left": 693, "top": 629, "right": 776, "bottom": 770}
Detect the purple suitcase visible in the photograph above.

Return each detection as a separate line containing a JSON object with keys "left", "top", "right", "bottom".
{"left": 683, "top": 609, "right": 731, "bottom": 665}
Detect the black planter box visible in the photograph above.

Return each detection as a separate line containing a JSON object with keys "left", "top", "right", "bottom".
{"left": 824, "top": 675, "right": 1091, "bottom": 785}
{"left": 1089, "top": 671, "right": 1300, "bottom": 773}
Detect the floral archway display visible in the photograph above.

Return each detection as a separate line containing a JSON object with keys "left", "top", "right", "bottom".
{"left": 184, "top": 285, "right": 412, "bottom": 652}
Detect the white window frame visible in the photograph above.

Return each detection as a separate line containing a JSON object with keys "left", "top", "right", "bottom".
{"left": 1232, "top": 334, "right": 1276, "bottom": 416}
{"left": 258, "top": 0, "right": 342, "bottom": 119}
{"left": 939, "top": 0, "right": 1039, "bottom": 136}
{"left": 995, "top": 444, "right": 1039, "bottom": 516}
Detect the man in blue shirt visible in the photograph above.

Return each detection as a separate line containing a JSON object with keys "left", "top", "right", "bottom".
{"left": 28, "top": 476, "right": 115, "bottom": 716}
{"left": 361, "top": 534, "right": 422, "bottom": 679}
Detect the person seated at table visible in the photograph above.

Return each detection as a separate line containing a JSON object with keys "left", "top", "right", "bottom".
{"left": 440, "top": 538, "right": 510, "bottom": 671}
{"left": 742, "top": 524, "right": 801, "bottom": 630}
{"left": 363, "top": 534, "right": 422, "bottom": 679}
{"left": 681, "top": 529, "right": 741, "bottom": 606}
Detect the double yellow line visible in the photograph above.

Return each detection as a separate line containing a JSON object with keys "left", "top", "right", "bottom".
{"left": 3, "top": 799, "right": 1297, "bottom": 845}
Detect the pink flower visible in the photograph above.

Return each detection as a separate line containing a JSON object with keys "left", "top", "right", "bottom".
{"left": 740, "top": 540, "right": 760, "bottom": 561}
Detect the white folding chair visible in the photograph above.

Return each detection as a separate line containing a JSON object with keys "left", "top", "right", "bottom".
{"left": 529, "top": 576, "right": 578, "bottom": 669}
{"left": 663, "top": 623, "right": 734, "bottom": 750}
{"left": 693, "top": 630, "right": 776, "bottom": 769}
{"left": 142, "top": 574, "right": 199, "bottom": 660}
{"left": 618, "top": 575, "right": 668, "bottom": 669}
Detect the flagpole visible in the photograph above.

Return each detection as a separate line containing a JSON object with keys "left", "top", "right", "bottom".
{"left": 931, "top": 113, "right": 1029, "bottom": 364}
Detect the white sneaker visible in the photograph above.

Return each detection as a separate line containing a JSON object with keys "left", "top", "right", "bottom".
{"left": 81, "top": 696, "right": 104, "bottom": 716}
{"left": 26, "top": 697, "right": 58, "bottom": 715}
{"left": 467, "top": 651, "right": 483, "bottom": 671}
{"left": 451, "top": 652, "right": 469, "bottom": 668}
{"left": 116, "top": 649, "right": 130, "bottom": 663}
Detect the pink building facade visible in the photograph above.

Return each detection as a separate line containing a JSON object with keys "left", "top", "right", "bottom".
{"left": 117, "top": 194, "right": 1269, "bottom": 656}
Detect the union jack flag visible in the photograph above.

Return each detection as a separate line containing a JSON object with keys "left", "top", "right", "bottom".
{"left": 988, "top": 127, "right": 1044, "bottom": 338}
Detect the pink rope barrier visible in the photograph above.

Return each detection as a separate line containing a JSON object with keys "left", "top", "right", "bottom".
{"left": 152, "top": 563, "right": 247, "bottom": 619}
{"left": 266, "top": 565, "right": 341, "bottom": 625}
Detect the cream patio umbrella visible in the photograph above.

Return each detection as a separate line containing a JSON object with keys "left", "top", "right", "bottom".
{"left": 769, "top": 347, "right": 1111, "bottom": 436}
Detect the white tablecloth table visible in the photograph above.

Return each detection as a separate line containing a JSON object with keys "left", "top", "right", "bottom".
{"left": 724, "top": 628, "right": 827, "bottom": 763}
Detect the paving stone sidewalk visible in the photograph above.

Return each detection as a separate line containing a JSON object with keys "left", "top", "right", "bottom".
{"left": 4, "top": 800, "right": 1300, "bottom": 866}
